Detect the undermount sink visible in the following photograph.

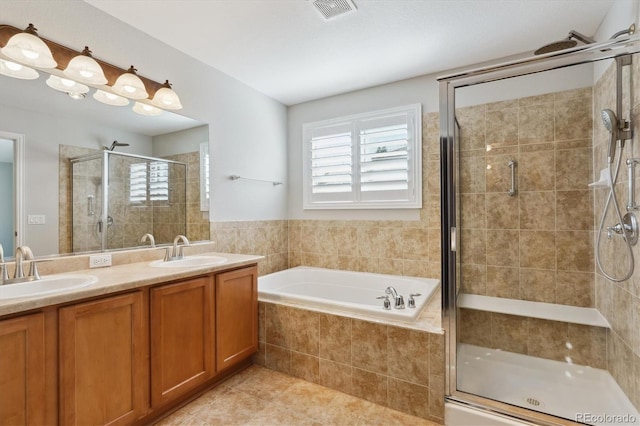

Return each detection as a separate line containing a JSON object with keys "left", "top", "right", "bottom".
{"left": 0, "top": 274, "right": 98, "bottom": 300}
{"left": 149, "top": 255, "right": 228, "bottom": 268}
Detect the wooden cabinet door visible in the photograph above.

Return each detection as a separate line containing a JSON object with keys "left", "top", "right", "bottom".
{"left": 59, "top": 292, "right": 145, "bottom": 426}
{"left": 0, "top": 313, "right": 46, "bottom": 426}
{"left": 215, "top": 266, "right": 258, "bottom": 371}
{"left": 150, "top": 276, "right": 214, "bottom": 407}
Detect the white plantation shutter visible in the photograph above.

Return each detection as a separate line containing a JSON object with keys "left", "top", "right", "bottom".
{"left": 303, "top": 104, "right": 421, "bottom": 209}
{"left": 129, "top": 161, "right": 169, "bottom": 204}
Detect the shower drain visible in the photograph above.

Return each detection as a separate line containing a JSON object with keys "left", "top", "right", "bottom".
{"left": 523, "top": 396, "right": 545, "bottom": 408}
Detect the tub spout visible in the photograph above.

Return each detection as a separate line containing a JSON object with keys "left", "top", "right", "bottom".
{"left": 385, "top": 286, "right": 405, "bottom": 309}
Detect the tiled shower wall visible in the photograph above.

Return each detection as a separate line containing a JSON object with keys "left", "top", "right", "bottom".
{"left": 457, "top": 88, "right": 595, "bottom": 307}
{"left": 456, "top": 87, "right": 610, "bottom": 368}
{"left": 595, "top": 53, "right": 640, "bottom": 410}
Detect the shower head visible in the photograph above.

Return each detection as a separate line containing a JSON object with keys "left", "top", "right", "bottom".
{"left": 534, "top": 30, "right": 596, "bottom": 55}
{"left": 105, "top": 140, "right": 130, "bottom": 151}
{"left": 610, "top": 23, "right": 635, "bottom": 40}
{"left": 601, "top": 109, "right": 619, "bottom": 163}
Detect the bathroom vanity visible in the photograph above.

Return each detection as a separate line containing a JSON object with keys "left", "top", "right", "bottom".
{"left": 0, "top": 253, "right": 259, "bottom": 425}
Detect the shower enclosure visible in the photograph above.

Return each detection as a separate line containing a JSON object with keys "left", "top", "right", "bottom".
{"left": 70, "top": 150, "right": 187, "bottom": 252}
{"left": 440, "top": 33, "right": 640, "bottom": 424}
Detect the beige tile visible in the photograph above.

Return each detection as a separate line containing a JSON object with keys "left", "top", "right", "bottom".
{"left": 556, "top": 231, "right": 593, "bottom": 272}
{"left": 351, "top": 368, "right": 388, "bottom": 406}
{"left": 319, "top": 313, "right": 352, "bottom": 363}
{"left": 556, "top": 190, "right": 594, "bottom": 230}
{"left": 460, "top": 229, "right": 486, "bottom": 265}
{"left": 486, "top": 266, "right": 519, "bottom": 299}
{"left": 190, "top": 390, "right": 268, "bottom": 424}
{"left": 555, "top": 98, "right": 593, "bottom": 141}
{"left": 519, "top": 150, "right": 555, "bottom": 192}
{"left": 486, "top": 108, "right": 518, "bottom": 147}
{"left": 520, "top": 231, "right": 555, "bottom": 269}
{"left": 459, "top": 309, "right": 491, "bottom": 347}
{"left": 491, "top": 313, "right": 528, "bottom": 354}
{"left": 486, "top": 192, "right": 519, "bottom": 230}
{"left": 460, "top": 156, "right": 486, "bottom": 193}
{"left": 520, "top": 269, "right": 556, "bottom": 304}
{"left": 519, "top": 103, "right": 554, "bottom": 144}
{"left": 519, "top": 191, "right": 555, "bottom": 230}
{"left": 277, "top": 380, "right": 337, "bottom": 420}
{"left": 567, "top": 324, "right": 606, "bottom": 368}
{"left": 460, "top": 264, "right": 486, "bottom": 295}
{"left": 486, "top": 229, "right": 519, "bottom": 267}
{"left": 265, "top": 303, "right": 291, "bottom": 348}
{"left": 429, "top": 374, "right": 445, "bottom": 420}
{"left": 528, "top": 318, "right": 568, "bottom": 362}
{"left": 456, "top": 105, "right": 486, "bottom": 151}
{"left": 429, "top": 334, "right": 445, "bottom": 377}
{"left": 556, "top": 271, "right": 594, "bottom": 307}
{"left": 486, "top": 154, "right": 516, "bottom": 193}
{"left": 388, "top": 378, "right": 430, "bottom": 419}
{"left": 265, "top": 344, "right": 291, "bottom": 374}
{"left": 289, "top": 308, "right": 319, "bottom": 355}
{"left": 556, "top": 148, "right": 593, "bottom": 190}
{"left": 319, "top": 359, "right": 353, "bottom": 395}
{"left": 388, "top": 327, "right": 430, "bottom": 386}
{"left": 291, "top": 351, "right": 320, "bottom": 384}
{"left": 352, "top": 320, "right": 388, "bottom": 374}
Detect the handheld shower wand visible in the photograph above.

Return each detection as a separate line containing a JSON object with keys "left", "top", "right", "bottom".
{"left": 601, "top": 109, "right": 619, "bottom": 164}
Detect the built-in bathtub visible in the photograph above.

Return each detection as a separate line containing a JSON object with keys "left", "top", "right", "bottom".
{"left": 258, "top": 266, "right": 439, "bottom": 322}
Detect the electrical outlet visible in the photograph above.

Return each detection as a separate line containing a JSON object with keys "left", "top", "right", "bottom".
{"left": 89, "top": 254, "right": 112, "bottom": 268}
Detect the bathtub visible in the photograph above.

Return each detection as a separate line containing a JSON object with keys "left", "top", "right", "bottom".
{"left": 258, "top": 266, "right": 439, "bottom": 322}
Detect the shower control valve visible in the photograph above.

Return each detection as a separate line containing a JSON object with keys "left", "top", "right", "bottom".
{"left": 376, "top": 295, "right": 391, "bottom": 310}
{"left": 408, "top": 293, "right": 422, "bottom": 309}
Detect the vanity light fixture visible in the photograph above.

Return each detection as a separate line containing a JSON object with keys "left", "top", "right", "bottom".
{"left": 1, "top": 24, "right": 57, "bottom": 69}
{"left": 93, "top": 89, "right": 130, "bottom": 106}
{"left": 45, "top": 75, "right": 90, "bottom": 96}
{"left": 112, "top": 66, "right": 148, "bottom": 100}
{"left": 63, "top": 46, "right": 108, "bottom": 85}
{"left": 0, "top": 58, "right": 38, "bottom": 80}
{"left": 0, "top": 23, "right": 184, "bottom": 111}
{"left": 152, "top": 80, "right": 183, "bottom": 110}
{"left": 133, "top": 102, "right": 162, "bottom": 116}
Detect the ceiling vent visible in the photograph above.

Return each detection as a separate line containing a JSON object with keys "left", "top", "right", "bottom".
{"left": 311, "top": 0, "right": 357, "bottom": 20}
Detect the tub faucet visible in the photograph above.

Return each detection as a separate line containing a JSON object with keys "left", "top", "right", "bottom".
{"left": 0, "top": 243, "right": 8, "bottom": 284}
{"left": 165, "top": 235, "right": 190, "bottom": 261}
{"left": 385, "top": 286, "right": 405, "bottom": 309}
{"left": 140, "top": 233, "right": 156, "bottom": 247}
{"left": 13, "top": 246, "right": 39, "bottom": 281}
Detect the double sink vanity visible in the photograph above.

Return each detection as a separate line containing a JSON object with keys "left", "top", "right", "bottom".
{"left": 0, "top": 243, "right": 261, "bottom": 425}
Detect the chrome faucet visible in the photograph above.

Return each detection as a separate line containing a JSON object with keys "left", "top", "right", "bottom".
{"left": 140, "top": 233, "right": 156, "bottom": 247}
{"left": 0, "top": 243, "right": 8, "bottom": 284}
{"left": 165, "top": 235, "right": 190, "bottom": 261}
{"left": 13, "top": 246, "right": 40, "bottom": 282}
{"left": 385, "top": 286, "right": 405, "bottom": 309}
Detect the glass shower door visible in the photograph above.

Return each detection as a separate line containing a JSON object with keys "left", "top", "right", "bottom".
{"left": 441, "top": 45, "right": 640, "bottom": 425}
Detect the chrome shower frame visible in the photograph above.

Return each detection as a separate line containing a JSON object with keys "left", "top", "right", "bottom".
{"left": 70, "top": 150, "right": 187, "bottom": 251}
{"left": 438, "top": 35, "right": 640, "bottom": 425}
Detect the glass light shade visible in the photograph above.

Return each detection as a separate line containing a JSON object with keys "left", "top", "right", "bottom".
{"left": 152, "top": 82, "right": 182, "bottom": 110}
{"left": 0, "top": 59, "right": 39, "bottom": 80}
{"left": 1, "top": 31, "right": 57, "bottom": 69}
{"left": 133, "top": 102, "right": 162, "bottom": 116}
{"left": 93, "top": 90, "right": 129, "bottom": 106}
{"left": 64, "top": 53, "right": 107, "bottom": 85}
{"left": 113, "top": 68, "right": 148, "bottom": 100}
{"left": 45, "top": 75, "right": 89, "bottom": 94}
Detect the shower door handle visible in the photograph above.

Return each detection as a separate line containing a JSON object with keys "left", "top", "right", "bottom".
{"left": 507, "top": 160, "right": 517, "bottom": 197}
{"left": 88, "top": 195, "right": 95, "bottom": 216}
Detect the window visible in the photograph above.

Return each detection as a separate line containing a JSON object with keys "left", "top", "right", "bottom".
{"left": 303, "top": 104, "right": 422, "bottom": 209}
{"left": 129, "top": 161, "right": 169, "bottom": 204}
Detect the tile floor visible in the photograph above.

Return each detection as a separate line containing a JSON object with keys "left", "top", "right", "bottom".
{"left": 155, "top": 365, "right": 441, "bottom": 425}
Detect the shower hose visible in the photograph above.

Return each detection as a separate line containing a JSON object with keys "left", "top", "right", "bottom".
{"left": 595, "top": 140, "right": 635, "bottom": 282}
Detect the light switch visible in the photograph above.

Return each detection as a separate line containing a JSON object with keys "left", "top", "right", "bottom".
{"left": 27, "top": 215, "right": 46, "bottom": 225}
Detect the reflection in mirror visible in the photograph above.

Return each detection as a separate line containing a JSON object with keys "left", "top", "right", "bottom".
{"left": 0, "top": 137, "right": 14, "bottom": 253}
{"left": 0, "top": 66, "right": 210, "bottom": 258}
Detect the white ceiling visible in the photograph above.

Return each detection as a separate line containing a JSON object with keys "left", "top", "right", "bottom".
{"left": 85, "top": 0, "right": 615, "bottom": 106}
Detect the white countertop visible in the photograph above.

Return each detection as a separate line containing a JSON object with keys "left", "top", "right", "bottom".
{"left": 0, "top": 252, "right": 263, "bottom": 317}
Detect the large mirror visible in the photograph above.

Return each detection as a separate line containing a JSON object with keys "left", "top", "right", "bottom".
{"left": 0, "top": 69, "right": 210, "bottom": 259}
